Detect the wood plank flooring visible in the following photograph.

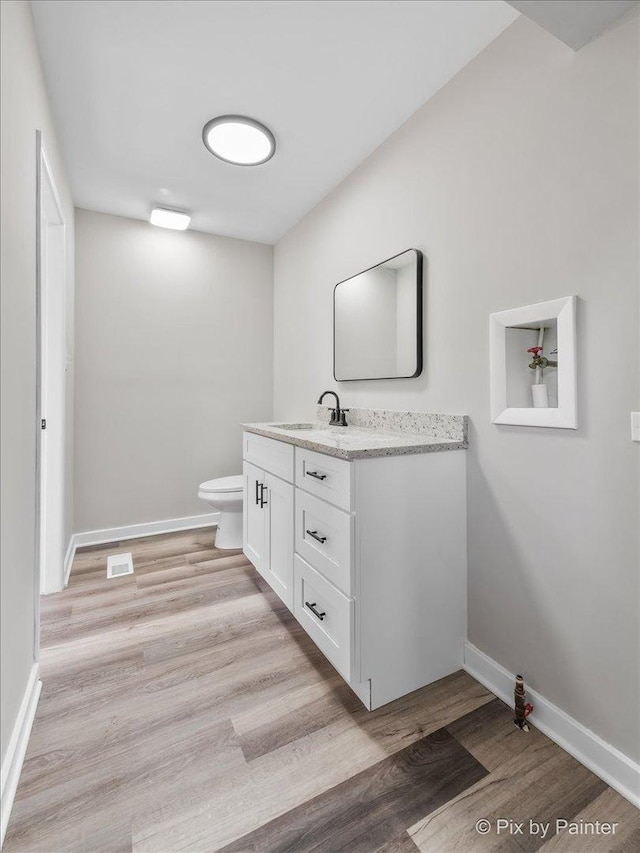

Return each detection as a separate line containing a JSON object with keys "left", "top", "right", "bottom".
{"left": 4, "top": 529, "right": 638, "bottom": 853}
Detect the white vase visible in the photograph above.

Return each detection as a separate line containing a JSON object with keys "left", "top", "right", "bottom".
{"left": 531, "top": 384, "right": 549, "bottom": 408}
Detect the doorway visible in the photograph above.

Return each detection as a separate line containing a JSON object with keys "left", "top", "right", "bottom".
{"left": 36, "top": 132, "right": 67, "bottom": 601}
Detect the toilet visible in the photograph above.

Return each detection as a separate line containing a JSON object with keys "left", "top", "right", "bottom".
{"left": 198, "top": 475, "right": 243, "bottom": 549}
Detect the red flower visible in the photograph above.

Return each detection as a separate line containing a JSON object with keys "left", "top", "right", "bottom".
{"left": 527, "top": 346, "right": 543, "bottom": 354}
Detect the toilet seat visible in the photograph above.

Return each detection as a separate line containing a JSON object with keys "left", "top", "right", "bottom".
{"left": 198, "top": 475, "right": 243, "bottom": 494}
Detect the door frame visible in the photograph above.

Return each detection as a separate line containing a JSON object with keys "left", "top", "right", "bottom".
{"left": 35, "top": 131, "right": 67, "bottom": 626}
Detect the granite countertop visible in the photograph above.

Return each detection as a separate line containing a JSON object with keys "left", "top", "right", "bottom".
{"left": 241, "top": 420, "right": 468, "bottom": 460}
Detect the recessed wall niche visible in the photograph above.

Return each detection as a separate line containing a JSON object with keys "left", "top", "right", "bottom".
{"left": 505, "top": 319, "right": 558, "bottom": 409}
{"left": 490, "top": 296, "right": 577, "bottom": 429}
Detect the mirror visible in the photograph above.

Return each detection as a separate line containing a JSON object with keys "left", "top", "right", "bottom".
{"left": 333, "top": 248, "right": 423, "bottom": 381}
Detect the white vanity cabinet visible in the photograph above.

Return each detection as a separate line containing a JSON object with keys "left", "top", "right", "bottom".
{"left": 242, "top": 430, "right": 466, "bottom": 711}
{"left": 242, "top": 433, "right": 295, "bottom": 610}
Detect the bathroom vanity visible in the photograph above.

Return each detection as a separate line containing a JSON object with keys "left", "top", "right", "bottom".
{"left": 241, "top": 407, "right": 468, "bottom": 710}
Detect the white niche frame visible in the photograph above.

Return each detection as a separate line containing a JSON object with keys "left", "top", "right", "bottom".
{"left": 490, "top": 295, "right": 577, "bottom": 429}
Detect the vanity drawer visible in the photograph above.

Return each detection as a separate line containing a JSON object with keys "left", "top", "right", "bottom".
{"left": 295, "top": 489, "right": 353, "bottom": 596}
{"left": 294, "top": 555, "right": 353, "bottom": 681}
{"left": 243, "top": 431, "right": 294, "bottom": 483}
{"left": 295, "top": 447, "right": 352, "bottom": 511}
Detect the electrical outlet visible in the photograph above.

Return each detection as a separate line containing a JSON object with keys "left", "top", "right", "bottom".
{"left": 632, "top": 413, "right": 640, "bottom": 442}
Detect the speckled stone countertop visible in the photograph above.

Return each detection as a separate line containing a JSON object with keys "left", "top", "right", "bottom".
{"left": 242, "top": 407, "right": 468, "bottom": 460}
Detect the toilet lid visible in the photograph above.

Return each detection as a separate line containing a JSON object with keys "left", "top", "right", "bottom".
{"left": 199, "top": 475, "right": 243, "bottom": 494}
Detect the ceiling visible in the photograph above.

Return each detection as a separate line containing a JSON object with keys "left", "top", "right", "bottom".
{"left": 507, "top": 0, "right": 638, "bottom": 50}
{"left": 31, "top": 0, "right": 518, "bottom": 244}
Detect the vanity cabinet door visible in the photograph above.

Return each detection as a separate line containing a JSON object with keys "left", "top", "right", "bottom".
{"left": 243, "top": 460, "right": 266, "bottom": 576}
{"left": 264, "top": 473, "right": 294, "bottom": 611}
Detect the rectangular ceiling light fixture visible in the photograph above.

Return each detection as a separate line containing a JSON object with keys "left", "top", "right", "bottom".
{"left": 150, "top": 207, "right": 191, "bottom": 230}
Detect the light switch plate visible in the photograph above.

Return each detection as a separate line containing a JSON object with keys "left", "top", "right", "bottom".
{"left": 631, "top": 413, "right": 640, "bottom": 442}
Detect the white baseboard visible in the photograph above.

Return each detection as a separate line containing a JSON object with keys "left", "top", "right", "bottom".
{"left": 63, "top": 535, "right": 76, "bottom": 587}
{"left": 72, "top": 512, "right": 219, "bottom": 550}
{"left": 1, "top": 664, "right": 42, "bottom": 846}
{"left": 464, "top": 642, "right": 640, "bottom": 808}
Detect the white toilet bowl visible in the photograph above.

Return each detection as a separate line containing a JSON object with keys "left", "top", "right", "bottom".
{"left": 198, "top": 475, "right": 243, "bottom": 550}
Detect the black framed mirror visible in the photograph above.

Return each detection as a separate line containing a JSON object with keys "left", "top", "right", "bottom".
{"left": 333, "top": 248, "right": 423, "bottom": 381}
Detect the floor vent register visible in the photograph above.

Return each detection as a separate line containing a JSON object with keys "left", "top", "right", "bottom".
{"left": 106, "top": 552, "right": 134, "bottom": 579}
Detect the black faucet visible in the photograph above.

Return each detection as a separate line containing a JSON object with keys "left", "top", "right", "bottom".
{"left": 317, "top": 391, "right": 349, "bottom": 426}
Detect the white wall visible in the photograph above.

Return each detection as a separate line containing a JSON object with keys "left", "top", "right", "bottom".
{"left": 273, "top": 13, "right": 639, "bottom": 762}
{"left": 74, "top": 210, "right": 273, "bottom": 533}
{"left": 0, "top": 0, "right": 75, "bottom": 766}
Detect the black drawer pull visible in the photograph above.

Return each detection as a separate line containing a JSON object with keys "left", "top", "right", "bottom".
{"left": 306, "top": 470, "right": 327, "bottom": 481}
{"left": 255, "top": 479, "right": 260, "bottom": 506}
{"left": 305, "top": 601, "right": 326, "bottom": 621}
{"left": 306, "top": 529, "right": 327, "bottom": 544}
{"left": 259, "top": 483, "right": 268, "bottom": 508}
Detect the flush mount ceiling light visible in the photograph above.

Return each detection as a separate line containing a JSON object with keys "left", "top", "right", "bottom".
{"left": 149, "top": 207, "right": 191, "bottom": 230}
{"left": 202, "top": 115, "right": 276, "bottom": 166}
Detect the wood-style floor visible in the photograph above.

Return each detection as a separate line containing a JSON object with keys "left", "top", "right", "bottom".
{"left": 4, "top": 529, "right": 638, "bottom": 852}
